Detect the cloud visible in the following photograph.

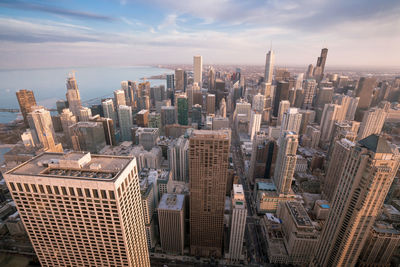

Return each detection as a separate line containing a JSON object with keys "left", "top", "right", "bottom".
{"left": 0, "top": 0, "right": 115, "bottom": 21}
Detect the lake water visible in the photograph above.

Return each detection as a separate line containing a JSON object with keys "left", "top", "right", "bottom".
{"left": 0, "top": 66, "right": 173, "bottom": 123}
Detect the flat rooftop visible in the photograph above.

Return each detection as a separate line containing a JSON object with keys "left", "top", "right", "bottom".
{"left": 190, "top": 129, "right": 230, "bottom": 140}
{"left": 287, "top": 201, "right": 313, "bottom": 228}
{"left": 158, "top": 194, "right": 184, "bottom": 211}
{"left": 7, "top": 152, "right": 133, "bottom": 181}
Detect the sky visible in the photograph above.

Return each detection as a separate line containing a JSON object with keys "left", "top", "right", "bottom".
{"left": 0, "top": 0, "right": 399, "bottom": 69}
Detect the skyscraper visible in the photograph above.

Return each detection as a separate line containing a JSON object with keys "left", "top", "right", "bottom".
{"left": 166, "top": 74, "right": 175, "bottom": 90}
{"left": 158, "top": 194, "right": 185, "bottom": 255}
{"left": 227, "top": 184, "right": 247, "bottom": 262}
{"left": 16, "top": 89, "right": 37, "bottom": 126}
{"left": 305, "top": 64, "right": 314, "bottom": 79}
{"left": 70, "top": 121, "right": 106, "bottom": 153}
{"left": 189, "top": 130, "right": 230, "bottom": 257}
{"left": 312, "top": 48, "right": 328, "bottom": 82}
{"left": 302, "top": 79, "right": 317, "bottom": 109}
{"left": 4, "top": 152, "right": 150, "bottom": 267}
{"left": 66, "top": 72, "right": 82, "bottom": 117}
{"left": 175, "top": 69, "right": 187, "bottom": 92}
{"left": 273, "top": 131, "right": 298, "bottom": 195}
{"left": 313, "top": 135, "right": 399, "bottom": 267}
{"left": 249, "top": 111, "right": 262, "bottom": 140}
{"left": 207, "top": 93, "right": 216, "bottom": 115}
{"left": 252, "top": 93, "right": 265, "bottom": 113}
{"left": 114, "top": 89, "right": 126, "bottom": 107}
{"left": 118, "top": 105, "right": 133, "bottom": 141}
{"left": 79, "top": 107, "right": 92, "bottom": 121}
{"left": 193, "top": 55, "right": 203, "bottom": 86}
{"left": 273, "top": 81, "right": 290, "bottom": 116}
{"left": 357, "top": 107, "right": 387, "bottom": 140}
{"left": 264, "top": 50, "right": 275, "bottom": 83}
{"left": 168, "top": 136, "right": 189, "bottom": 182}
{"left": 208, "top": 67, "right": 215, "bottom": 91}
{"left": 319, "top": 104, "right": 341, "bottom": 143}
{"left": 279, "top": 108, "right": 302, "bottom": 144}
{"left": 102, "top": 99, "right": 117, "bottom": 127}
{"left": 177, "top": 94, "right": 188, "bottom": 125}
{"left": 277, "top": 100, "right": 291, "bottom": 126}
{"left": 355, "top": 77, "right": 377, "bottom": 111}
{"left": 60, "top": 108, "right": 77, "bottom": 144}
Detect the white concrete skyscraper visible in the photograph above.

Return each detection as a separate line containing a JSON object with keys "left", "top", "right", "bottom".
{"left": 193, "top": 55, "right": 203, "bottom": 86}
{"left": 249, "top": 111, "right": 262, "bottom": 140}
{"left": 357, "top": 107, "right": 387, "bottom": 141}
{"left": 277, "top": 100, "right": 291, "bottom": 126}
{"left": 279, "top": 108, "right": 302, "bottom": 144}
{"left": 4, "top": 152, "right": 150, "bottom": 267}
{"left": 264, "top": 50, "right": 274, "bottom": 83}
{"left": 274, "top": 131, "right": 298, "bottom": 195}
{"left": 66, "top": 72, "right": 82, "bottom": 117}
{"left": 319, "top": 104, "right": 341, "bottom": 143}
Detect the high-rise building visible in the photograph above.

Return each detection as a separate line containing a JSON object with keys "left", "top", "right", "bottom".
{"left": 345, "top": 97, "right": 360, "bottom": 121}
{"left": 273, "top": 81, "right": 290, "bottom": 116}
{"left": 65, "top": 72, "right": 82, "bottom": 117}
{"left": 193, "top": 55, "right": 203, "bottom": 86}
{"left": 60, "top": 108, "right": 77, "bottom": 145}
{"left": 148, "top": 112, "right": 161, "bottom": 130}
{"left": 102, "top": 99, "right": 117, "bottom": 127}
{"left": 166, "top": 74, "right": 175, "bottom": 90}
{"left": 265, "top": 50, "right": 275, "bottom": 83}
{"left": 305, "top": 64, "right": 314, "bottom": 79}
{"left": 135, "top": 127, "right": 159, "bottom": 151}
{"left": 323, "top": 138, "right": 355, "bottom": 201}
{"left": 114, "top": 89, "right": 126, "bottom": 107}
{"left": 177, "top": 94, "right": 189, "bottom": 125}
{"left": 70, "top": 121, "right": 106, "bottom": 153}
{"left": 252, "top": 93, "right": 265, "bottom": 113}
{"left": 227, "top": 184, "right": 247, "bottom": 262}
{"left": 207, "top": 94, "right": 216, "bottom": 115}
{"left": 312, "top": 48, "right": 328, "bottom": 82}
{"left": 295, "top": 73, "right": 304, "bottom": 90}
{"left": 192, "top": 104, "right": 202, "bottom": 126}
{"left": 315, "top": 87, "right": 334, "bottom": 108}
{"left": 175, "top": 69, "right": 187, "bottom": 92}
{"left": 4, "top": 152, "right": 150, "bottom": 267}
{"left": 136, "top": 109, "right": 149, "bottom": 127}
{"left": 302, "top": 79, "right": 317, "bottom": 109}
{"left": 16, "top": 89, "right": 37, "bottom": 126}
{"left": 168, "top": 136, "right": 189, "bottom": 182}
{"left": 219, "top": 98, "right": 227, "bottom": 118}
{"left": 355, "top": 77, "right": 377, "bottom": 110}
{"left": 89, "top": 116, "right": 116, "bottom": 146}
{"left": 158, "top": 194, "right": 185, "bottom": 255}
{"left": 208, "top": 67, "right": 215, "bottom": 91}
{"left": 161, "top": 106, "right": 176, "bottom": 128}
{"left": 189, "top": 130, "right": 230, "bottom": 257}
{"left": 249, "top": 111, "right": 262, "bottom": 140}
{"left": 279, "top": 108, "right": 302, "bottom": 143}
{"left": 312, "top": 135, "right": 399, "bottom": 267}
{"left": 357, "top": 107, "right": 387, "bottom": 140}
{"left": 118, "top": 105, "right": 133, "bottom": 141}
{"left": 56, "top": 100, "right": 68, "bottom": 114}
{"left": 79, "top": 107, "right": 92, "bottom": 122}
{"left": 274, "top": 132, "right": 298, "bottom": 195}
{"left": 299, "top": 109, "right": 316, "bottom": 135}
{"left": 27, "top": 107, "right": 63, "bottom": 152}
{"left": 319, "top": 104, "right": 341, "bottom": 143}
{"left": 277, "top": 100, "right": 291, "bottom": 126}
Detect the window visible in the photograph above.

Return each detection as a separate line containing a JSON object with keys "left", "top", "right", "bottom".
{"left": 109, "top": 191, "right": 115, "bottom": 200}
{"left": 17, "top": 183, "right": 23, "bottom": 191}
{"left": 85, "top": 189, "right": 91, "bottom": 198}
{"left": 69, "top": 187, "right": 75, "bottom": 196}
{"left": 77, "top": 188, "right": 83, "bottom": 197}
{"left": 61, "top": 187, "right": 68, "bottom": 195}
{"left": 9, "top": 182, "right": 16, "bottom": 191}
{"left": 93, "top": 189, "right": 99, "bottom": 198}
{"left": 31, "top": 184, "right": 37, "bottom": 193}
{"left": 101, "top": 190, "right": 107, "bottom": 199}
{"left": 38, "top": 185, "right": 45, "bottom": 194}
{"left": 54, "top": 186, "right": 60, "bottom": 195}
{"left": 46, "top": 185, "right": 52, "bottom": 194}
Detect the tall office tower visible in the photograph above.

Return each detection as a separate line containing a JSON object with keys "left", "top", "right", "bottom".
{"left": 102, "top": 99, "right": 117, "bottom": 126}
{"left": 249, "top": 111, "right": 262, "bottom": 140}
{"left": 302, "top": 79, "right": 317, "bottom": 109}
{"left": 277, "top": 100, "right": 291, "bottom": 126}
{"left": 312, "top": 135, "right": 399, "bottom": 267}
{"left": 252, "top": 93, "right": 265, "bottom": 113}
{"left": 56, "top": 100, "right": 68, "bottom": 114}
{"left": 27, "top": 107, "right": 63, "bottom": 152}
{"left": 89, "top": 116, "right": 116, "bottom": 146}
{"left": 227, "top": 184, "right": 247, "bottom": 262}
{"left": 273, "top": 81, "right": 290, "bottom": 116}
{"left": 277, "top": 201, "right": 319, "bottom": 266}
{"left": 219, "top": 98, "right": 227, "bottom": 118}
{"left": 295, "top": 73, "right": 304, "bottom": 90}
{"left": 303, "top": 125, "right": 321, "bottom": 149}
{"left": 4, "top": 152, "right": 150, "bottom": 267}
{"left": 207, "top": 94, "right": 216, "bottom": 115}
{"left": 355, "top": 77, "right": 377, "bottom": 110}
{"left": 315, "top": 87, "right": 334, "bottom": 108}
{"left": 161, "top": 106, "right": 176, "bottom": 127}
{"left": 192, "top": 104, "right": 202, "bottom": 126}
{"left": 312, "top": 48, "right": 328, "bottom": 82}
{"left": 114, "top": 89, "right": 126, "bottom": 107}
{"left": 212, "top": 116, "right": 229, "bottom": 130}
{"left": 264, "top": 50, "right": 275, "bottom": 83}
{"left": 168, "top": 136, "right": 189, "bottom": 182}
{"left": 357, "top": 107, "right": 387, "bottom": 141}
{"left": 274, "top": 131, "right": 298, "bottom": 195}
{"left": 215, "top": 79, "right": 227, "bottom": 109}
{"left": 158, "top": 194, "right": 185, "bottom": 255}
{"left": 166, "top": 74, "right": 175, "bottom": 90}
{"left": 121, "top": 80, "right": 136, "bottom": 107}
{"left": 208, "top": 67, "right": 215, "bottom": 91}
{"left": 177, "top": 95, "right": 188, "bottom": 125}
{"left": 247, "top": 131, "right": 268, "bottom": 181}
{"left": 326, "top": 121, "right": 357, "bottom": 158}
{"left": 65, "top": 72, "right": 82, "bottom": 117}
{"left": 345, "top": 96, "right": 359, "bottom": 121}
{"left": 358, "top": 221, "right": 400, "bottom": 266}
{"left": 319, "top": 104, "right": 341, "bottom": 143}
{"left": 148, "top": 112, "right": 161, "bottom": 130}
{"left": 16, "top": 89, "right": 37, "bottom": 126}
{"left": 136, "top": 109, "right": 149, "bottom": 127}
{"left": 323, "top": 138, "right": 355, "bottom": 201}
{"left": 305, "top": 64, "right": 314, "bottom": 79}
{"left": 60, "top": 108, "right": 77, "bottom": 144}
{"left": 70, "top": 121, "right": 106, "bottom": 153}
{"left": 234, "top": 99, "right": 251, "bottom": 121}
{"left": 135, "top": 127, "right": 159, "bottom": 151}
{"left": 175, "top": 69, "right": 187, "bottom": 92}
{"left": 189, "top": 130, "right": 230, "bottom": 257}
{"left": 79, "top": 107, "right": 92, "bottom": 121}
{"left": 299, "top": 109, "right": 316, "bottom": 135}
{"left": 118, "top": 105, "right": 133, "bottom": 141}
{"left": 193, "top": 55, "right": 203, "bottom": 86}
{"left": 279, "top": 108, "right": 302, "bottom": 144}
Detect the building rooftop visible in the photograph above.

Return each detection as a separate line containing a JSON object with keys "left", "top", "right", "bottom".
{"left": 257, "top": 181, "right": 277, "bottom": 191}
{"left": 190, "top": 129, "right": 230, "bottom": 140}
{"left": 7, "top": 152, "right": 132, "bottom": 181}
{"left": 358, "top": 134, "right": 392, "bottom": 154}
{"left": 158, "top": 194, "right": 184, "bottom": 211}
{"left": 286, "top": 201, "right": 313, "bottom": 228}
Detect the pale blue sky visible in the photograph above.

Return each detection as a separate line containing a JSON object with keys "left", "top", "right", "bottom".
{"left": 0, "top": 0, "right": 399, "bottom": 68}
